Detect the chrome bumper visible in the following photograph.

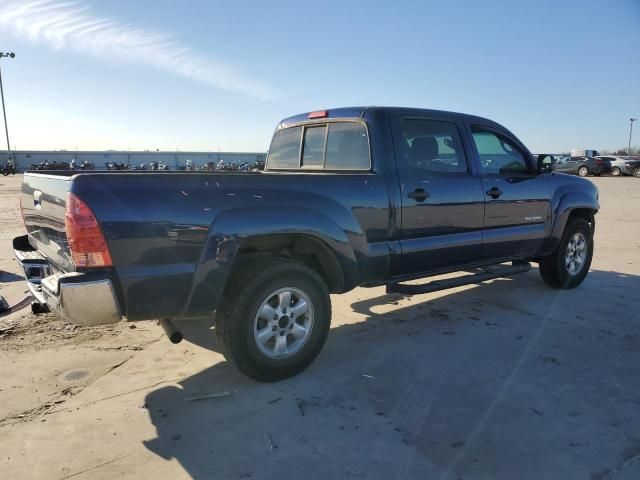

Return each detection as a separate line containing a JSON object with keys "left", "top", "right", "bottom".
{"left": 14, "top": 236, "right": 122, "bottom": 326}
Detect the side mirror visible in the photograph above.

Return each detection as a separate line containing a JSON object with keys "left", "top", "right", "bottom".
{"left": 537, "top": 154, "right": 554, "bottom": 174}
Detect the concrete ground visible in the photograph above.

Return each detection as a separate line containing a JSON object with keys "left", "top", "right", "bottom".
{"left": 1, "top": 173, "right": 639, "bottom": 480}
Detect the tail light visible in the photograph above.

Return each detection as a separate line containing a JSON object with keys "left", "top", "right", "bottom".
{"left": 65, "top": 193, "right": 113, "bottom": 267}
{"left": 596, "top": 159, "right": 604, "bottom": 166}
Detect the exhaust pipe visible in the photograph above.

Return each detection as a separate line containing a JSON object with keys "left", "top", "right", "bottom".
{"left": 159, "top": 319, "right": 183, "bottom": 344}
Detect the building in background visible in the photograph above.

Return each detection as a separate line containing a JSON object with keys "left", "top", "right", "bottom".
{"left": 0, "top": 150, "right": 265, "bottom": 171}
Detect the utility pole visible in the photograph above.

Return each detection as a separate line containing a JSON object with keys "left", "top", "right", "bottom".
{"left": 0, "top": 52, "right": 16, "bottom": 165}
{"left": 629, "top": 118, "right": 637, "bottom": 155}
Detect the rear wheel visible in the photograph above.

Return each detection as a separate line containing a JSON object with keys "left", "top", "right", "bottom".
{"left": 215, "top": 259, "right": 331, "bottom": 382}
{"left": 633, "top": 167, "right": 640, "bottom": 178}
{"left": 538, "top": 217, "right": 593, "bottom": 289}
{"left": 578, "top": 166, "right": 589, "bottom": 177}
{"left": 611, "top": 166, "right": 621, "bottom": 176}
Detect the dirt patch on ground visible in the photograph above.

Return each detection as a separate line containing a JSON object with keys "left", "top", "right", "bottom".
{"left": 0, "top": 311, "right": 156, "bottom": 353}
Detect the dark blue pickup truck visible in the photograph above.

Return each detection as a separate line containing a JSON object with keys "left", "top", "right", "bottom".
{"left": 14, "top": 107, "right": 599, "bottom": 381}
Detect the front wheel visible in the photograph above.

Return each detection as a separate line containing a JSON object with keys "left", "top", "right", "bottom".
{"left": 611, "top": 166, "right": 621, "bottom": 176}
{"left": 577, "top": 166, "right": 589, "bottom": 177}
{"left": 538, "top": 217, "right": 593, "bottom": 289}
{"left": 633, "top": 167, "right": 640, "bottom": 178}
{"left": 215, "top": 259, "right": 331, "bottom": 382}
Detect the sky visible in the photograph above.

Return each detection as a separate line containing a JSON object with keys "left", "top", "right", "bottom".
{"left": 0, "top": 0, "right": 638, "bottom": 153}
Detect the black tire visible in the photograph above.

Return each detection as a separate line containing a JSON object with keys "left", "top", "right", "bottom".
{"left": 577, "top": 166, "right": 589, "bottom": 177}
{"left": 611, "top": 166, "right": 621, "bottom": 176}
{"left": 633, "top": 167, "right": 640, "bottom": 178}
{"left": 538, "top": 217, "right": 593, "bottom": 289}
{"left": 215, "top": 258, "right": 331, "bottom": 382}
{"left": 1, "top": 170, "right": 8, "bottom": 177}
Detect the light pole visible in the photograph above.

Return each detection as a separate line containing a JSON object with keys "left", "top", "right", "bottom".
{"left": 0, "top": 52, "right": 16, "bottom": 166}
{"left": 629, "top": 118, "right": 637, "bottom": 155}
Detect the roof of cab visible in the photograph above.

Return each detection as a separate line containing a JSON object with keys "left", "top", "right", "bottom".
{"left": 277, "top": 106, "right": 501, "bottom": 130}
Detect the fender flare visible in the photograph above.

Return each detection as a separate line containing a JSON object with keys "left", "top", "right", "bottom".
{"left": 183, "top": 206, "right": 360, "bottom": 317}
{"left": 546, "top": 191, "right": 598, "bottom": 254}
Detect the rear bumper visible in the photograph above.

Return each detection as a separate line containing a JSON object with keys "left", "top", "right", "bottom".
{"left": 13, "top": 235, "right": 122, "bottom": 326}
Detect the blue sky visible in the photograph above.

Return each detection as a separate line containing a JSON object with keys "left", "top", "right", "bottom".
{"left": 0, "top": 0, "right": 638, "bottom": 153}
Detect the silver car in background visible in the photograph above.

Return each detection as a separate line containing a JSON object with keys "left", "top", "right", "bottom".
{"left": 596, "top": 156, "right": 634, "bottom": 176}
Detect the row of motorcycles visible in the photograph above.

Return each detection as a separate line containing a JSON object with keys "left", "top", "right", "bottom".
{"left": 105, "top": 161, "right": 170, "bottom": 170}
{"left": 3, "top": 159, "right": 266, "bottom": 174}
{"left": 182, "top": 159, "right": 257, "bottom": 172}
{"left": 29, "top": 159, "right": 94, "bottom": 170}
{"left": 106, "top": 159, "right": 263, "bottom": 171}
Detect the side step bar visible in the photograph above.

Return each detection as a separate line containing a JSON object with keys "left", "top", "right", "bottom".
{"left": 386, "top": 261, "right": 531, "bottom": 295}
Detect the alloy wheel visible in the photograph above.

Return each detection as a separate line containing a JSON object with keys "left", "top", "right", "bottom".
{"left": 565, "top": 233, "right": 587, "bottom": 276}
{"left": 253, "top": 287, "right": 314, "bottom": 359}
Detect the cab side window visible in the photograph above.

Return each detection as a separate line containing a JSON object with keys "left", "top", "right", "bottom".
{"left": 400, "top": 119, "right": 468, "bottom": 173}
{"left": 472, "top": 127, "right": 530, "bottom": 176}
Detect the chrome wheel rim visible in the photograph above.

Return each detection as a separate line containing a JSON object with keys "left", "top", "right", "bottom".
{"left": 565, "top": 233, "right": 587, "bottom": 276}
{"left": 611, "top": 167, "right": 620, "bottom": 176}
{"left": 578, "top": 167, "right": 588, "bottom": 176}
{"left": 634, "top": 168, "right": 640, "bottom": 178}
{"left": 253, "top": 287, "right": 314, "bottom": 359}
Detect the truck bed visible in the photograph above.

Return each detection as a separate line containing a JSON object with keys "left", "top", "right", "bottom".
{"left": 20, "top": 170, "right": 392, "bottom": 320}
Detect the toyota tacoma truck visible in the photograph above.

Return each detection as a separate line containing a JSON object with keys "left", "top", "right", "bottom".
{"left": 14, "top": 107, "right": 599, "bottom": 381}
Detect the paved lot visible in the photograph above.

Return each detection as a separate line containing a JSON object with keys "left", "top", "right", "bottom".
{"left": 1, "top": 174, "right": 639, "bottom": 480}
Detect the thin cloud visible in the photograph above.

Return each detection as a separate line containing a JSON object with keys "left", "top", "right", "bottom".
{"left": 0, "top": 0, "right": 276, "bottom": 100}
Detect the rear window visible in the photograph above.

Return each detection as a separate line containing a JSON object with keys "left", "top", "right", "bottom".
{"left": 267, "top": 122, "right": 370, "bottom": 171}
{"left": 325, "top": 123, "right": 370, "bottom": 170}
{"left": 267, "top": 126, "right": 302, "bottom": 169}
{"left": 301, "top": 125, "right": 326, "bottom": 168}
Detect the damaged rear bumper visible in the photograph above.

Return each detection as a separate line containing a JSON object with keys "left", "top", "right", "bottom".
{"left": 13, "top": 235, "right": 122, "bottom": 326}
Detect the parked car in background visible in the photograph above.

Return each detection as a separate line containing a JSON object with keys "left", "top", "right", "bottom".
{"left": 596, "top": 156, "right": 634, "bottom": 176}
{"left": 621, "top": 158, "right": 640, "bottom": 177}
{"left": 554, "top": 156, "right": 611, "bottom": 177}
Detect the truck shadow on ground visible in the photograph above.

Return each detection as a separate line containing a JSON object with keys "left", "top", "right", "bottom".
{"left": 142, "top": 268, "right": 640, "bottom": 480}
{"left": 0, "top": 270, "right": 23, "bottom": 283}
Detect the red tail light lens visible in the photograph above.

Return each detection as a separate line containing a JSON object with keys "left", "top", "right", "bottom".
{"left": 596, "top": 159, "right": 603, "bottom": 165}
{"left": 65, "top": 193, "right": 112, "bottom": 267}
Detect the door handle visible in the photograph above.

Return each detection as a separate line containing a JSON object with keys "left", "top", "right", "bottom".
{"left": 485, "top": 187, "right": 503, "bottom": 199}
{"left": 408, "top": 188, "right": 430, "bottom": 202}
